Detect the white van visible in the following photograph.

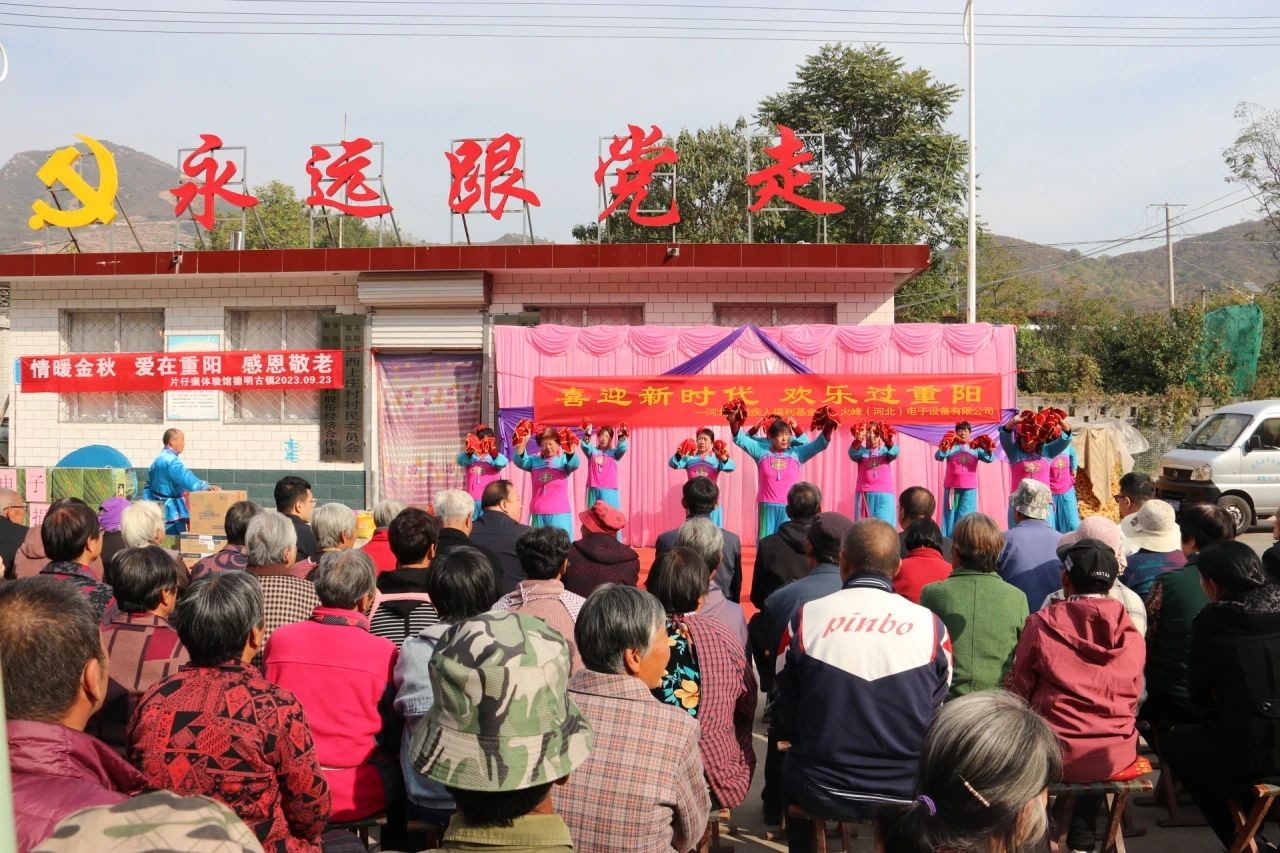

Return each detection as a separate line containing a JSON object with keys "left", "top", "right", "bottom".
{"left": 1156, "top": 400, "right": 1280, "bottom": 534}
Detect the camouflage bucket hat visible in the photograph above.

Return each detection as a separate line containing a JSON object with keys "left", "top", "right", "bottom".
{"left": 411, "top": 611, "right": 594, "bottom": 792}
{"left": 34, "top": 791, "right": 263, "bottom": 852}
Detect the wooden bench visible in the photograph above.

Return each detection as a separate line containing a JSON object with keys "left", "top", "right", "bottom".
{"left": 1048, "top": 779, "right": 1153, "bottom": 853}
{"left": 785, "top": 804, "right": 883, "bottom": 853}
{"left": 697, "top": 808, "right": 733, "bottom": 853}
{"left": 1226, "top": 783, "right": 1280, "bottom": 853}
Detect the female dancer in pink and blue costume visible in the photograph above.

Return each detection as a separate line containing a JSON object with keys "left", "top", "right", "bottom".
{"left": 848, "top": 424, "right": 900, "bottom": 525}
{"left": 934, "top": 421, "right": 994, "bottom": 537}
{"left": 999, "top": 411, "right": 1073, "bottom": 528}
{"left": 580, "top": 423, "right": 628, "bottom": 511}
{"left": 668, "top": 427, "right": 736, "bottom": 526}
{"left": 728, "top": 413, "right": 832, "bottom": 539}
{"left": 513, "top": 428, "right": 581, "bottom": 538}
{"left": 456, "top": 425, "right": 509, "bottom": 519}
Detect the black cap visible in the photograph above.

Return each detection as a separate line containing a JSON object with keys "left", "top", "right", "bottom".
{"left": 1058, "top": 538, "right": 1119, "bottom": 589}
{"left": 808, "top": 512, "right": 854, "bottom": 562}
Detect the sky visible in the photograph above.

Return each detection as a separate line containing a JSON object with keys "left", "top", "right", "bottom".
{"left": 1, "top": 0, "right": 1278, "bottom": 251}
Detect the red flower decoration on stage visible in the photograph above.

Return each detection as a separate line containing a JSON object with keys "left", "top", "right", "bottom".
{"left": 513, "top": 419, "right": 535, "bottom": 445}
{"left": 558, "top": 427, "right": 579, "bottom": 454}
{"left": 969, "top": 434, "right": 995, "bottom": 454}
{"left": 721, "top": 397, "right": 749, "bottom": 424}
{"left": 1015, "top": 407, "right": 1068, "bottom": 453}
{"left": 810, "top": 405, "right": 840, "bottom": 433}
{"left": 464, "top": 433, "right": 483, "bottom": 455}
{"left": 712, "top": 439, "right": 730, "bottom": 462}
{"left": 678, "top": 438, "right": 698, "bottom": 457}
{"left": 481, "top": 436, "right": 498, "bottom": 457}
{"left": 939, "top": 431, "right": 959, "bottom": 453}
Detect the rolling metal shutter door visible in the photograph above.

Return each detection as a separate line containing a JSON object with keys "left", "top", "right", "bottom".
{"left": 369, "top": 308, "right": 483, "bottom": 349}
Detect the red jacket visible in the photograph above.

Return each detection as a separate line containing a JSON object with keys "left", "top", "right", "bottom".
{"left": 895, "top": 547, "right": 953, "bottom": 605}
{"left": 9, "top": 720, "right": 146, "bottom": 852}
{"left": 361, "top": 528, "right": 397, "bottom": 575}
{"left": 1007, "top": 595, "right": 1144, "bottom": 782}
{"left": 265, "top": 608, "right": 400, "bottom": 821}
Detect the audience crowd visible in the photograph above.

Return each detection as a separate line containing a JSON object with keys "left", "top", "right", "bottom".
{"left": 5, "top": 458, "right": 1280, "bottom": 853}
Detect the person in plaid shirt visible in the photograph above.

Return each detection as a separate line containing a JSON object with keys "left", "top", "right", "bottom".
{"left": 87, "top": 546, "right": 189, "bottom": 753}
{"left": 645, "top": 547, "right": 758, "bottom": 810}
{"left": 129, "top": 571, "right": 331, "bottom": 852}
{"left": 555, "top": 584, "right": 711, "bottom": 853}
{"left": 37, "top": 499, "right": 117, "bottom": 625}
{"left": 243, "top": 511, "right": 319, "bottom": 665}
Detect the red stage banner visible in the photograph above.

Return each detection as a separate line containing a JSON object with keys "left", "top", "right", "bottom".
{"left": 20, "top": 350, "right": 344, "bottom": 393}
{"left": 534, "top": 373, "right": 1002, "bottom": 426}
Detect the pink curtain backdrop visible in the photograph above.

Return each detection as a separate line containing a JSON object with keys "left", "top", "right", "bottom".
{"left": 493, "top": 324, "right": 1019, "bottom": 547}
{"left": 377, "top": 352, "right": 482, "bottom": 505}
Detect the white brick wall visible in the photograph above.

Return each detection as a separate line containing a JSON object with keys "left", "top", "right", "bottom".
{"left": 10, "top": 273, "right": 365, "bottom": 471}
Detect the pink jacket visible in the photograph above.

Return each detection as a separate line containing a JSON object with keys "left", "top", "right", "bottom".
{"left": 1007, "top": 596, "right": 1144, "bottom": 782}
{"left": 9, "top": 719, "right": 146, "bottom": 852}
{"left": 265, "top": 609, "right": 400, "bottom": 821}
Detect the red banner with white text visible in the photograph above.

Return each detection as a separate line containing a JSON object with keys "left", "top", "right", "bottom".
{"left": 534, "top": 373, "right": 1002, "bottom": 426}
{"left": 20, "top": 350, "right": 344, "bottom": 393}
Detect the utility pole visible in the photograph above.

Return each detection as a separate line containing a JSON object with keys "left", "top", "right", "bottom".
{"left": 1150, "top": 202, "right": 1185, "bottom": 310}
{"left": 964, "top": 0, "right": 977, "bottom": 324}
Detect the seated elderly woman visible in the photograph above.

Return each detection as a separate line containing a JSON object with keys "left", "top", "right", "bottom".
{"left": 120, "top": 501, "right": 187, "bottom": 580}
{"left": 674, "top": 517, "right": 747, "bottom": 647}
{"left": 265, "top": 550, "right": 401, "bottom": 827}
{"left": 362, "top": 499, "right": 407, "bottom": 574}
{"left": 311, "top": 502, "right": 357, "bottom": 558}
{"left": 555, "top": 584, "right": 711, "bottom": 853}
{"left": 89, "top": 545, "right": 189, "bottom": 752}
{"left": 884, "top": 690, "right": 1062, "bottom": 853}
{"left": 245, "top": 511, "right": 319, "bottom": 657}
{"left": 645, "top": 547, "right": 758, "bottom": 810}
{"left": 191, "top": 500, "right": 262, "bottom": 580}
{"left": 493, "top": 527, "right": 585, "bottom": 671}
{"left": 129, "top": 571, "right": 332, "bottom": 851}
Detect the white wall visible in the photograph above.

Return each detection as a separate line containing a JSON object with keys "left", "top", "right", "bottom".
{"left": 10, "top": 272, "right": 364, "bottom": 470}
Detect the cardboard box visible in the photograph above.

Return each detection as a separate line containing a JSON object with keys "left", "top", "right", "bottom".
{"left": 179, "top": 532, "right": 228, "bottom": 568}
{"left": 187, "top": 490, "right": 249, "bottom": 535}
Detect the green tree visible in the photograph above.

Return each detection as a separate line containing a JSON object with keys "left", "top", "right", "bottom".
{"left": 1225, "top": 102, "right": 1280, "bottom": 261}
{"left": 205, "top": 180, "right": 403, "bottom": 249}
{"left": 757, "top": 44, "right": 967, "bottom": 249}
{"left": 572, "top": 120, "right": 783, "bottom": 243}
{"left": 896, "top": 233, "right": 1043, "bottom": 323}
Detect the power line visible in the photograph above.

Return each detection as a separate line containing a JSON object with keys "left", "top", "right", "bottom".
{"left": 896, "top": 195, "right": 1258, "bottom": 310}
{"left": 5, "top": 18, "right": 1280, "bottom": 45}
{"left": 6, "top": 2, "right": 1280, "bottom": 30}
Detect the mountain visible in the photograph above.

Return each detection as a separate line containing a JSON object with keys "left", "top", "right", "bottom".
{"left": 0, "top": 141, "right": 196, "bottom": 254}
{"left": 988, "top": 221, "right": 1280, "bottom": 310}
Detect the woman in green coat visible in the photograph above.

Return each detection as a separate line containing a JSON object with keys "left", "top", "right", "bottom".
{"left": 920, "top": 513, "right": 1029, "bottom": 699}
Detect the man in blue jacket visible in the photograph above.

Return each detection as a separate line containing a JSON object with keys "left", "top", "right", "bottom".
{"left": 774, "top": 518, "right": 952, "bottom": 852}
{"left": 144, "top": 429, "right": 220, "bottom": 535}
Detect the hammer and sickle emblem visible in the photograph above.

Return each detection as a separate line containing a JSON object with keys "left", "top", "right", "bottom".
{"left": 28, "top": 135, "right": 119, "bottom": 230}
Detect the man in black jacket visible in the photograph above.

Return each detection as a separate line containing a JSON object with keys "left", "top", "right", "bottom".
{"left": 750, "top": 482, "right": 821, "bottom": 608}
{"left": 0, "top": 489, "right": 27, "bottom": 579}
{"left": 433, "top": 489, "right": 505, "bottom": 599}
{"left": 655, "top": 477, "right": 742, "bottom": 602}
{"left": 469, "top": 480, "right": 532, "bottom": 598}
{"left": 274, "top": 476, "right": 320, "bottom": 564}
